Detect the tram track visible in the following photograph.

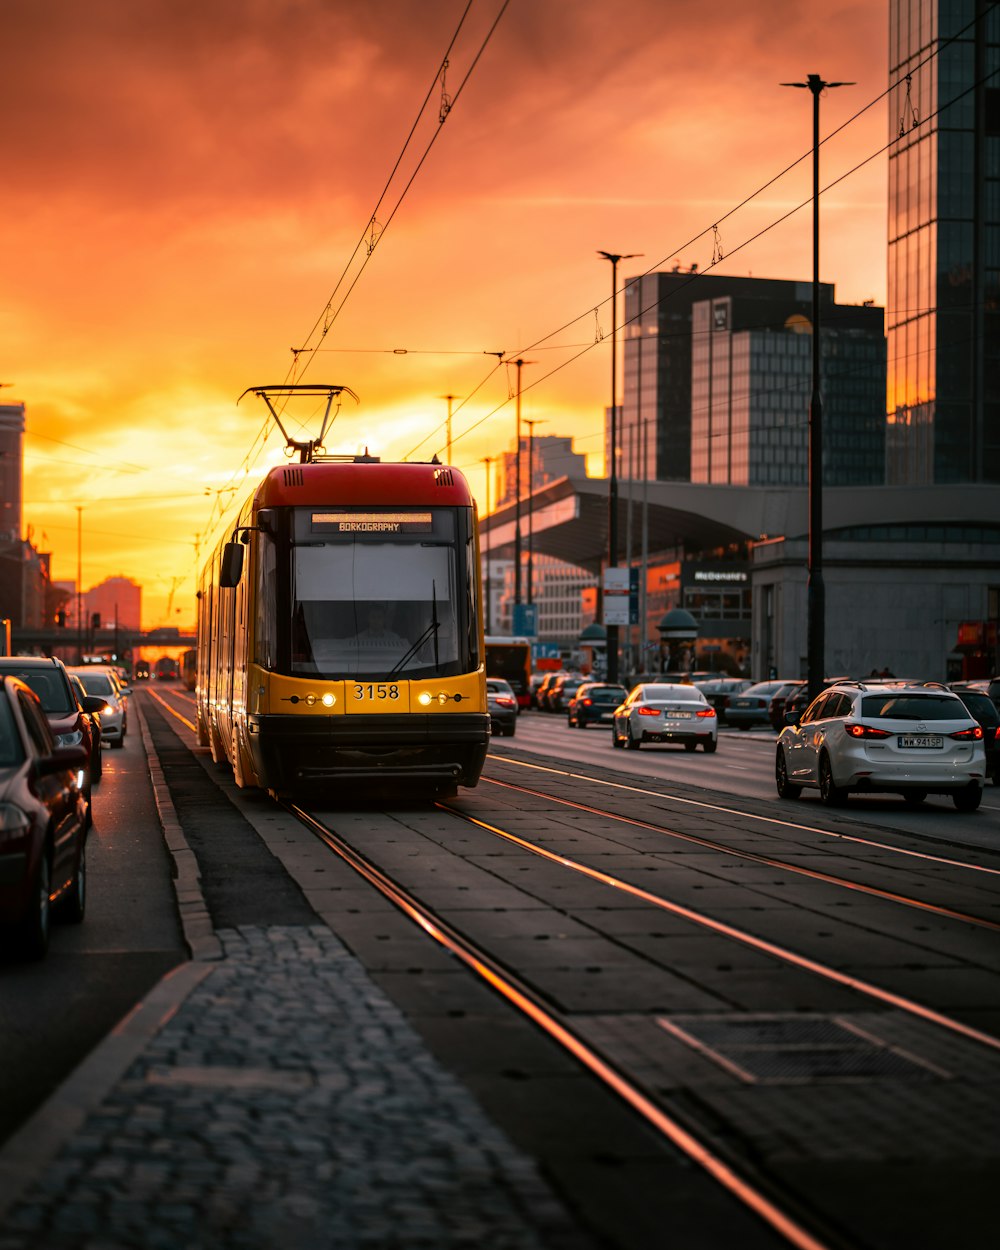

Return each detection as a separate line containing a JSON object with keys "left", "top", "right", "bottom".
{"left": 477, "top": 775, "right": 1000, "bottom": 932}
{"left": 288, "top": 799, "right": 837, "bottom": 1250}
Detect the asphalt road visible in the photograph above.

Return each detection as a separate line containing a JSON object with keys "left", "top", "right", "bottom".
{"left": 0, "top": 721, "right": 186, "bottom": 1146}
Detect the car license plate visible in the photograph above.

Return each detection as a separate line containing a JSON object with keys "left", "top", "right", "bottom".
{"left": 732, "top": 700, "right": 749, "bottom": 708}
{"left": 600, "top": 712, "right": 613, "bottom": 720}
{"left": 897, "top": 735, "right": 943, "bottom": 749}
{"left": 667, "top": 710, "right": 693, "bottom": 719}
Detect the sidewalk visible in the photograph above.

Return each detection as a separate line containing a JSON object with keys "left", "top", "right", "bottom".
{"left": 0, "top": 707, "right": 590, "bottom": 1250}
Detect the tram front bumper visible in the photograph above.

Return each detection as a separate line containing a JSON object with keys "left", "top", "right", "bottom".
{"left": 248, "top": 712, "right": 490, "bottom": 791}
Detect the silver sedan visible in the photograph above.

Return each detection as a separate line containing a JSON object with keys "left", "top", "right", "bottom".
{"left": 612, "top": 683, "right": 718, "bottom": 753}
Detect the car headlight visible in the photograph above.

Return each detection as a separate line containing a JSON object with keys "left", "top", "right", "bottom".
{"left": 56, "top": 730, "right": 84, "bottom": 747}
{"left": 0, "top": 802, "right": 30, "bottom": 841}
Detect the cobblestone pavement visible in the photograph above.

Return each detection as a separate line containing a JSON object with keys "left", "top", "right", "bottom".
{"left": 0, "top": 926, "right": 588, "bottom": 1250}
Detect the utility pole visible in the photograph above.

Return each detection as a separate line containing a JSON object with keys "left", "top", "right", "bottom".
{"left": 781, "top": 74, "right": 851, "bottom": 701}
{"left": 597, "top": 251, "right": 641, "bottom": 684}
{"left": 481, "top": 456, "right": 493, "bottom": 632}
{"left": 441, "top": 394, "right": 456, "bottom": 464}
{"left": 523, "top": 418, "right": 544, "bottom": 606}
{"left": 75, "top": 505, "right": 83, "bottom": 664}
{"left": 511, "top": 358, "right": 534, "bottom": 609}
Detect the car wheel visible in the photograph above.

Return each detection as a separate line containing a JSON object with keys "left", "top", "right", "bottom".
{"left": 902, "top": 790, "right": 927, "bottom": 807}
{"left": 953, "top": 784, "right": 982, "bottom": 813}
{"left": 626, "top": 726, "right": 641, "bottom": 750}
{"left": 703, "top": 738, "right": 717, "bottom": 754}
{"left": 818, "top": 754, "right": 847, "bottom": 806}
{"left": 503, "top": 725, "right": 516, "bottom": 737}
{"left": 739, "top": 724, "right": 750, "bottom": 731}
{"left": 775, "top": 749, "right": 801, "bottom": 799}
{"left": 92, "top": 745, "right": 102, "bottom": 782}
{"left": 18, "top": 850, "right": 51, "bottom": 960}
{"left": 684, "top": 740, "right": 697, "bottom": 752}
{"left": 612, "top": 727, "right": 623, "bottom": 749}
{"left": 60, "top": 840, "right": 86, "bottom": 924}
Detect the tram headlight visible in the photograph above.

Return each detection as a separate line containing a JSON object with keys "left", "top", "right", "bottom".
{"left": 418, "top": 692, "right": 432, "bottom": 706}
{"left": 305, "top": 694, "right": 316, "bottom": 706}
{"left": 321, "top": 693, "right": 335, "bottom": 707}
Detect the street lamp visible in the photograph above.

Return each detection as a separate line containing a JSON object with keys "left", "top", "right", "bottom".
{"left": 597, "top": 250, "right": 641, "bottom": 684}
{"left": 481, "top": 456, "right": 493, "bottom": 632}
{"left": 780, "top": 73, "right": 852, "bottom": 701}
{"left": 511, "top": 358, "right": 534, "bottom": 609}
{"left": 523, "top": 418, "right": 545, "bottom": 606}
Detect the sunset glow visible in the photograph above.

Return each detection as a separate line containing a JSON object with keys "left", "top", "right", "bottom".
{"left": 2, "top": 0, "right": 889, "bottom": 626}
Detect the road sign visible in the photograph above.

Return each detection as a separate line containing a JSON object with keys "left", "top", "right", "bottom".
{"left": 512, "top": 603, "right": 538, "bottom": 637}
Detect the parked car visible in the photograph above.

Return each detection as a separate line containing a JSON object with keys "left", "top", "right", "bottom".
{"left": 0, "top": 676, "right": 89, "bottom": 958}
{"left": 781, "top": 677, "right": 853, "bottom": 725}
{"left": 486, "top": 678, "right": 518, "bottom": 737}
{"left": 68, "top": 672, "right": 103, "bottom": 785}
{"left": 612, "top": 682, "right": 718, "bottom": 752}
{"left": 528, "top": 673, "right": 548, "bottom": 709}
{"left": 567, "top": 683, "right": 627, "bottom": 728}
{"left": 0, "top": 657, "right": 105, "bottom": 828}
{"left": 776, "top": 680, "right": 985, "bottom": 810}
{"left": 547, "top": 674, "right": 587, "bottom": 713}
{"left": 695, "top": 677, "right": 752, "bottom": 725}
{"left": 69, "top": 667, "right": 131, "bottom": 749}
{"left": 768, "top": 680, "right": 806, "bottom": 732}
{"left": 949, "top": 684, "right": 1000, "bottom": 784}
{"left": 724, "top": 680, "right": 793, "bottom": 730}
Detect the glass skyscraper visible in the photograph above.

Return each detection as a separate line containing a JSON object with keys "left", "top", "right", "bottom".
{"left": 887, "top": 0, "right": 1000, "bottom": 482}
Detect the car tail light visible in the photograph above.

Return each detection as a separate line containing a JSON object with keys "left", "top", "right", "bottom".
{"left": 581, "top": 698, "right": 593, "bottom": 707}
{"left": 949, "top": 725, "right": 983, "bottom": 740}
{"left": 495, "top": 696, "right": 516, "bottom": 708}
{"left": 638, "top": 706, "right": 660, "bottom": 716}
{"left": 696, "top": 708, "right": 716, "bottom": 718}
{"left": 844, "top": 722, "right": 890, "bottom": 739}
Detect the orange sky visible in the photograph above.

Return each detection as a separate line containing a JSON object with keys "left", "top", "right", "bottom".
{"left": 2, "top": 0, "right": 889, "bottom": 628}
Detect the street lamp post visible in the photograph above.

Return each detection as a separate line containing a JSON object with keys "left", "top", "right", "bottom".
{"left": 523, "top": 418, "right": 545, "bottom": 606}
{"left": 75, "top": 505, "right": 83, "bottom": 664}
{"left": 481, "top": 456, "right": 493, "bottom": 632}
{"left": 780, "top": 73, "right": 851, "bottom": 701}
{"left": 597, "top": 250, "right": 640, "bottom": 685}
{"left": 511, "top": 358, "right": 533, "bottom": 611}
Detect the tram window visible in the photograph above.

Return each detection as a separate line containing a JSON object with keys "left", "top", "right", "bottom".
{"left": 254, "top": 535, "right": 277, "bottom": 669}
{"left": 291, "top": 541, "right": 462, "bottom": 676}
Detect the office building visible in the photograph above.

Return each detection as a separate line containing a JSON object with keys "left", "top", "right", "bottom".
{"left": 622, "top": 272, "right": 886, "bottom": 486}
{"left": 886, "top": 0, "right": 1000, "bottom": 482}
{"left": 690, "top": 292, "right": 885, "bottom": 485}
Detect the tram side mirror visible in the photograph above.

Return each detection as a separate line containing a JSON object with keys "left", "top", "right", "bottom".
{"left": 220, "top": 542, "right": 244, "bottom": 588}
{"left": 257, "top": 508, "right": 275, "bottom": 536}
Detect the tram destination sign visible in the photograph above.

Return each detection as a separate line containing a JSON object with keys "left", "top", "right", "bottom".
{"left": 312, "top": 511, "right": 433, "bottom": 533}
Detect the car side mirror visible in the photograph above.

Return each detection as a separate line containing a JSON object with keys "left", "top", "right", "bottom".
{"left": 81, "top": 695, "right": 110, "bottom": 715}
{"left": 784, "top": 710, "right": 800, "bottom": 726}
{"left": 36, "top": 744, "right": 89, "bottom": 776}
{"left": 119, "top": 686, "right": 132, "bottom": 697}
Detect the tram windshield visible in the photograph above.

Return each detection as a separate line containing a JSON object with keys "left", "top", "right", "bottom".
{"left": 287, "top": 507, "right": 471, "bottom": 679}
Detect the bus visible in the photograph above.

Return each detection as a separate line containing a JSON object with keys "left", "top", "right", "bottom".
{"left": 484, "top": 636, "right": 532, "bottom": 709}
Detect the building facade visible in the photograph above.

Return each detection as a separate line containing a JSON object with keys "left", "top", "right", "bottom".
{"left": 886, "top": 0, "right": 1000, "bottom": 482}
{"left": 690, "top": 295, "right": 886, "bottom": 486}
{"left": 622, "top": 272, "right": 886, "bottom": 486}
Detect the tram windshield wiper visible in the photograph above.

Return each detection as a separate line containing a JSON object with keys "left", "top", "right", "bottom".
{"left": 391, "top": 581, "right": 440, "bottom": 674}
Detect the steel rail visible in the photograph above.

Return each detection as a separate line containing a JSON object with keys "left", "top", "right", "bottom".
{"left": 440, "top": 803, "right": 1000, "bottom": 1055}
{"left": 287, "top": 800, "right": 836, "bottom": 1250}
{"left": 487, "top": 755, "right": 1000, "bottom": 877}
{"left": 480, "top": 776, "right": 1000, "bottom": 932}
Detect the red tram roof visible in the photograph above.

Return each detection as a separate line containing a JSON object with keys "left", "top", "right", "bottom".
{"left": 253, "top": 461, "right": 475, "bottom": 509}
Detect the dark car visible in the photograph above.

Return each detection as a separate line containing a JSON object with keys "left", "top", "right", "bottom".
{"left": 0, "top": 657, "right": 107, "bottom": 829}
{"left": 950, "top": 684, "right": 1000, "bottom": 784}
{"left": 68, "top": 672, "right": 103, "bottom": 785}
{"left": 695, "top": 677, "right": 752, "bottom": 725}
{"left": 567, "top": 683, "right": 627, "bottom": 728}
{"left": 486, "top": 678, "right": 518, "bottom": 737}
{"left": 133, "top": 661, "right": 150, "bottom": 681}
{"left": 547, "top": 674, "right": 587, "bottom": 713}
{"left": 768, "top": 680, "right": 806, "bottom": 731}
{"left": 0, "top": 676, "right": 89, "bottom": 959}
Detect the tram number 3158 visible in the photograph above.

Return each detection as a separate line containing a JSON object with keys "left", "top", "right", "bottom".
{"left": 353, "top": 683, "right": 401, "bottom": 701}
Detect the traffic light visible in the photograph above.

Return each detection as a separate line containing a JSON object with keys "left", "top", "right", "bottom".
{"left": 91, "top": 612, "right": 101, "bottom": 630}
{"left": 55, "top": 610, "right": 67, "bottom": 627}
